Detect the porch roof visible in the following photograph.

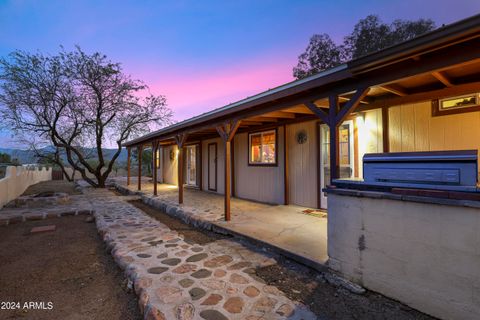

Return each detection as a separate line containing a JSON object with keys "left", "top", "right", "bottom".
{"left": 125, "top": 13, "right": 480, "bottom": 148}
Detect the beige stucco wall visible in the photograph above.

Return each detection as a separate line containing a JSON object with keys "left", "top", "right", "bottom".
{"left": 0, "top": 166, "right": 52, "bottom": 208}
{"left": 328, "top": 193, "right": 480, "bottom": 320}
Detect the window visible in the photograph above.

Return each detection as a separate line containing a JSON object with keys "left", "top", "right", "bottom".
{"left": 432, "top": 93, "right": 480, "bottom": 116}
{"left": 248, "top": 129, "right": 277, "bottom": 165}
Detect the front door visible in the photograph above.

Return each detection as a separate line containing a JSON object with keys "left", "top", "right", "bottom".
{"left": 208, "top": 143, "right": 217, "bottom": 191}
{"left": 186, "top": 145, "right": 197, "bottom": 186}
{"left": 320, "top": 120, "right": 355, "bottom": 209}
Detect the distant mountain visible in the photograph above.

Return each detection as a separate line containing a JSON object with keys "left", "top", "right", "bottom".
{"left": 0, "top": 147, "right": 128, "bottom": 165}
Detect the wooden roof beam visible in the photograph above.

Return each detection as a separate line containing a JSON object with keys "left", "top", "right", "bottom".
{"left": 247, "top": 116, "right": 278, "bottom": 122}
{"left": 282, "top": 106, "right": 314, "bottom": 114}
{"left": 240, "top": 121, "right": 263, "bottom": 125}
{"left": 432, "top": 71, "right": 454, "bottom": 87}
{"left": 364, "top": 81, "right": 480, "bottom": 110}
{"left": 379, "top": 84, "right": 408, "bottom": 96}
{"left": 262, "top": 111, "right": 296, "bottom": 119}
{"left": 339, "top": 96, "right": 369, "bottom": 104}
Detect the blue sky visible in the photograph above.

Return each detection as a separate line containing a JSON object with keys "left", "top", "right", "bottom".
{"left": 1, "top": 0, "right": 480, "bottom": 147}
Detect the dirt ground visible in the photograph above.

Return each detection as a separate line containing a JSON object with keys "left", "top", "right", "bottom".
{"left": 0, "top": 215, "right": 141, "bottom": 320}
{"left": 256, "top": 257, "right": 437, "bottom": 320}
{"left": 22, "top": 180, "right": 82, "bottom": 196}
{"left": 131, "top": 196, "right": 436, "bottom": 320}
{"left": 129, "top": 199, "right": 229, "bottom": 245}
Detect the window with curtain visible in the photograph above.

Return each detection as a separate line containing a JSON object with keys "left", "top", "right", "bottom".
{"left": 248, "top": 129, "right": 276, "bottom": 165}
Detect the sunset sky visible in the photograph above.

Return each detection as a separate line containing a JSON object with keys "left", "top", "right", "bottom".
{"left": 1, "top": 0, "right": 480, "bottom": 147}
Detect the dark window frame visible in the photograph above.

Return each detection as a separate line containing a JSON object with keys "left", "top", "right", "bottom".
{"left": 432, "top": 93, "right": 480, "bottom": 117}
{"left": 247, "top": 128, "right": 278, "bottom": 167}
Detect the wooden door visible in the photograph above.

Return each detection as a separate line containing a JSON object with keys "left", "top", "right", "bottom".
{"left": 208, "top": 143, "right": 217, "bottom": 191}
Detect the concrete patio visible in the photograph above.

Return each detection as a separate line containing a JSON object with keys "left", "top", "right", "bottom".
{"left": 114, "top": 177, "right": 328, "bottom": 268}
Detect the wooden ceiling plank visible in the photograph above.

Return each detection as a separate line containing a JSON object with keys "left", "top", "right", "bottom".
{"left": 248, "top": 116, "right": 278, "bottom": 122}
{"left": 282, "top": 106, "right": 315, "bottom": 114}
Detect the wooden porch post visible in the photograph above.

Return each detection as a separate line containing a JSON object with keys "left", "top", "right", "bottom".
{"left": 305, "top": 87, "right": 370, "bottom": 184}
{"left": 175, "top": 133, "right": 188, "bottom": 204}
{"left": 198, "top": 140, "right": 203, "bottom": 191}
{"left": 137, "top": 145, "right": 143, "bottom": 191}
{"left": 382, "top": 107, "right": 390, "bottom": 153}
{"left": 231, "top": 137, "right": 235, "bottom": 197}
{"left": 152, "top": 141, "right": 159, "bottom": 196}
{"left": 329, "top": 95, "right": 340, "bottom": 181}
{"left": 216, "top": 119, "right": 241, "bottom": 221}
{"left": 283, "top": 125, "right": 289, "bottom": 205}
{"left": 127, "top": 147, "right": 131, "bottom": 186}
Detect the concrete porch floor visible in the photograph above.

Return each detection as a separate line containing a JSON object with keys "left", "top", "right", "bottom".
{"left": 114, "top": 177, "right": 328, "bottom": 267}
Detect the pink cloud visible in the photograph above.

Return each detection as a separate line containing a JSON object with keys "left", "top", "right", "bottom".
{"left": 130, "top": 56, "right": 297, "bottom": 122}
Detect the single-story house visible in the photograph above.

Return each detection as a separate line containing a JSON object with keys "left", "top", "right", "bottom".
{"left": 124, "top": 14, "right": 480, "bottom": 320}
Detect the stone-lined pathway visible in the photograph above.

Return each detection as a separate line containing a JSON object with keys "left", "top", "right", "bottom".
{"left": 86, "top": 188, "right": 316, "bottom": 320}
{"left": 114, "top": 178, "right": 272, "bottom": 223}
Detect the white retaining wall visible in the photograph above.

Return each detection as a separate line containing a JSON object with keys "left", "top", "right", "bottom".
{"left": 0, "top": 166, "right": 52, "bottom": 208}
{"left": 328, "top": 193, "right": 480, "bottom": 320}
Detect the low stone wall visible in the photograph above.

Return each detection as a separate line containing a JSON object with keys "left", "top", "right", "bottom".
{"left": 114, "top": 184, "right": 218, "bottom": 231}
{"left": 0, "top": 166, "right": 52, "bottom": 209}
{"left": 327, "top": 191, "right": 480, "bottom": 320}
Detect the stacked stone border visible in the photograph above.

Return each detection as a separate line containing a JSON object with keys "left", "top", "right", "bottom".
{"left": 0, "top": 208, "right": 93, "bottom": 226}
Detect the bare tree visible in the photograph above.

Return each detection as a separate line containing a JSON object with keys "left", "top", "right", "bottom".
{"left": 34, "top": 145, "right": 73, "bottom": 181}
{"left": 0, "top": 47, "right": 173, "bottom": 187}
